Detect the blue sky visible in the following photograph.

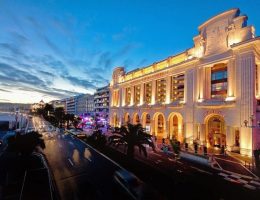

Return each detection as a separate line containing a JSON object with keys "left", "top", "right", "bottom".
{"left": 0, "top": 0, "right": 259, "bottom": 103}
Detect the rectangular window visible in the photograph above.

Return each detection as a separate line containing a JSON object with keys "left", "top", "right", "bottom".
{"left": 171, "top": 74, "right": 184, "bottom": 102}
{"left": 125, "top": 87, "right": 131, "bottom": 105}
{"left": 211, "top": 64, "right": 227, "bottom": 99}
{"left": 156, "top": 79, "right": 166, "bottom": 103}
{"left": 134, "top": 85, "right": 141, "bottom": 105}
{"left": 144, "top": 82, "right": 152, "bottom": 104}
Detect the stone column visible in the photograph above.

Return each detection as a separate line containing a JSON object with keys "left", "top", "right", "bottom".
{"left": 204, "top": 67, "right": 211, "bottom": 99}
{"left": 198, "top": 67, "right": 205, "bottom": 100}
{"left": 200, "top": 124, "right": 206, "bottom": 145}
{"left": 257, "top": 64, "right": 260, "bottom": 97}
{"left": 226, "top": 126, "right": 233, "bottom": 151}
{"left": 166, "top": 76, "right": 171, "bottom": 104}
{"left": 227, "top": 59, "right": 235, "bottom": 98}
{"left": 140, "top": 82, "right": 144, "bottom": 105}
{"left": 239, "top": 52, "right": 256, "bottom": 156}
{"left": 163, "top": 120, "right": 168, "bottom": 139}
{"left": 130, "top": 86, "right": 134, "bottom": 106}
{"left": 121, "top": 88, "right": 125, "bottom": 107}
{"left": 151, "top": 80, "right": 156, "bottom": 104}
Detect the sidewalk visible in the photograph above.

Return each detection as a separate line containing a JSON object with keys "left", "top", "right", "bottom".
{"left": 98, "top": 128, "right": 260, "bottom": 180}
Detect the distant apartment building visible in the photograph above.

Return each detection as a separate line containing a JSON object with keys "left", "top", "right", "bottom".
{"left": 94, "top": 85, "right": 110, "bottom": 119}
{"left": 86, "top": 95, "right": 95, "bottom": 115}
{"left": 65, "top": 97, "right": 76, "bottom": 114}
{"left": 0, "top": 103, "right": 31, "bottom": 113}
{"left": 75, "top": 94, "right": 95, "bottom": 115}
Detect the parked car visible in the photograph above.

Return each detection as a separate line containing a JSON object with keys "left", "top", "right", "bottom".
{"left": 114, "top": 169, "right": 159, "bottom": 200}
{"left": 113, "top": 169, "right": 145, "bottom": 199}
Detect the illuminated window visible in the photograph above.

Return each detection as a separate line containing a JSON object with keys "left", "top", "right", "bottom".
{"left": 113, "top": 90, "right": 119, "bottom": 106}
{"left": 144, "top": 82, "right": 152, "bottom": 104}
{"left": 211, "top": 64, "right": 227, "bottom": 99}
{"left": 134, "top": 85, "right": 141, "bottom": 105}
{"left": 171, "top": 74, "right": 184, "bottom": 102}
{"left": 156, "top": 79, "right": 166, "bottom": 103}
{"left": 125, "top": 87, "right": 131, "bottom": 105}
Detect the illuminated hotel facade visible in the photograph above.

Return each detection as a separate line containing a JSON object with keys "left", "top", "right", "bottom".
{"left": 109, "top": 9, "right": 260, "bottom": 156}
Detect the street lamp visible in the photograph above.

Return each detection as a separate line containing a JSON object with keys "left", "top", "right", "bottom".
{"left": 243, "top": 114, "right": 260, "bottom": 169}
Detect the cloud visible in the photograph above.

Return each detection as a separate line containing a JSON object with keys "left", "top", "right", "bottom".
{"left": 10, "top": 32, "right": 29, "bottom": 44}
{"left": 62, "top": 75, "right": 97, "bottom": 90}
{"left": 0, "top": 88, "right": 11, "bottom": 92}
{"left": 0, "top": 99, "right": 10, "bottom": 102}
{"left": 0, "top": 63, "right": 47, "bottom": 87}
{"left": 112, "top": 26, "right": 137, "bottom": 41}
{"left": 0, "top": 43, "right": 23, "bottom": 57}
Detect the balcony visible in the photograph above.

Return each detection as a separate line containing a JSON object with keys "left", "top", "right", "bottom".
{"left": 196, "top": 98, "right": 235, "bottom": 107}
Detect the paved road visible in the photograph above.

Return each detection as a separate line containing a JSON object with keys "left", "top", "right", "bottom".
{"left": 33, "top": 117, "right": 260, "bottom": 200}
{"left": 33, "top": 117, "right": 132, "bottom": 200}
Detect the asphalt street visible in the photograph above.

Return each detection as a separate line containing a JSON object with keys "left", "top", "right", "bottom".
{"left": 33, "top": 117, "right": 132, "bottom": 200}
{"left": 33, "top": 116, "right": 260, "bottom": 200}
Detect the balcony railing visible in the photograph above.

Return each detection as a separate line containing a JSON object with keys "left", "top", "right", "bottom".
{"left": 197, "top": 98, "right": 235, "bottom": 106}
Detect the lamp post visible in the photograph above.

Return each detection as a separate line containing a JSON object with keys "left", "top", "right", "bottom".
{"left": 243, "top": 114, "right": 260, "bottom": 169}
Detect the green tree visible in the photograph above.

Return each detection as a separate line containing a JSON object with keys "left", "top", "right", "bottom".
{"left": 108, "top": 123, "right": 155, "bottom": 159}
{"left": 7, "top": 131, "right": 45, "bottom": 155}
{"left": 54, "top": 107, "right": 65, "bottom": 128}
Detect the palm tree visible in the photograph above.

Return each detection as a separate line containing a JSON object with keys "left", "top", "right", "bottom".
{"left": 108, "top": 123, "right": 155, "bottom": 159}
{"left": 54, "top": 107, "right": 65, "bottom": 128}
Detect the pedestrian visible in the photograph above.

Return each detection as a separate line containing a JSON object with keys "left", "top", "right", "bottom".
{"left": 162, "top": 144, "right": 169, "bottom": 155}
{"left": 221, "top": 145, "right": 226, "bottom": 156}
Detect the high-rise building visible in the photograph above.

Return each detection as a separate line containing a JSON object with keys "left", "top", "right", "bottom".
{"left": 109, "top": 9, "right": 260, "bottom": 157}
{"left": 66, "top": 96, "right": 76, "bottom": 114}
{"left": 75, "top": 94, "right": 94, "bottom": 116}
{"left": 94, "top": 85, "right": 110, "bottom": 120}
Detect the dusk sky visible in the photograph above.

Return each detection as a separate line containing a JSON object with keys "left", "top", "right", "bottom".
{"left": 0, "top": 0, "right": 259, "bottom": 103}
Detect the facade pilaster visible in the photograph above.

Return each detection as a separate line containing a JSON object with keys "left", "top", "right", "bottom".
{"left": 204, "top": 67, "right": 211, "bottom": 99}
{"left": 227, "top": 59, "right": 235, "bottom": 98}
{"left": 130, "top": 86, "right": 134, "bottom": 106}
{"left": 198, "top": 67, "right": 205, "bottom": 100}
{"left": 151, "top": 80, "right": 156, "bottom": 104}
{"left": 121, "top": 87, "right": 125, "bottom": 107}
{"left": 140, "top": 82, "right": 144, "bottom": 105}
{"left": 257, "top": 64, "right": 260, "bottom": 97}
{"left": 166, "top": 76, "right": 171, "bottom": 104}
{"left": 239, "top": 52, "right": 256, "bottom": 156}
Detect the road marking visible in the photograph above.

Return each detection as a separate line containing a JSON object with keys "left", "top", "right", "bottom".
{"left": 238, "top": 179, "right": 248, "bottom": 184}
{"left": 224, "top": 177, "right": 240, "bottom": 183}
{"left": 68, "top": 158, "right": 74, "bottom": 166}
{"left": 250, "top": 180, "right": 260, "bottom": 186}
{"left": 85, "top": 157, "right": 92, "bottom": 162}
{"left": 230, "top": 174, "right": 241, "bottom": 179}
{"left": 244, "top": 184, "right": 256, "bottom": 190}
{"left": 151, "top": 152, "right": 162, "bottom": 157}
{"left": 191, "top": 166, "right": 213, "bottom": 175}
{"left": 154, "top": 159, "right": 163, "bottom": 164}
{"left": 219, "top": 172, "right": 229, "bottom": 177}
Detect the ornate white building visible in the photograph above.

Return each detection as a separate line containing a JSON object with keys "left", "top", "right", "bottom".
{"left": 109, "top": 9, "right": 260, "bottom": 156}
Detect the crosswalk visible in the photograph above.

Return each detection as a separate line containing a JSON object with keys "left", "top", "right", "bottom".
{"left": 219, "top": 172, "right": 260, "bottom": 190}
